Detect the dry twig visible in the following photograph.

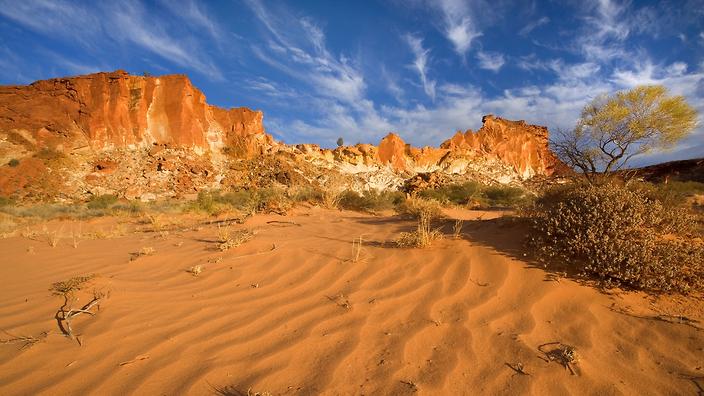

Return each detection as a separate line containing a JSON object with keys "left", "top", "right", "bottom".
{"left": 538, "top": 341, "right": 579, "bottom": 375}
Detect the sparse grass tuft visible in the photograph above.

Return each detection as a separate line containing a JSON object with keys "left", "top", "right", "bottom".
{"left": 217, "top": 226, "right": 255, "bottom": 251}
{"left": 452, "top": 219, "right": 464, "bottom": 239}
{"left": 351, "top": 235, "right": 365, "bottom": 263}
{"left": 86, "top": 194, "right": 119, "bottom": 210}
{"left": 396, "top": 210, "right": 443, "bottom": 248}
{"left": 396, "top": 196, "right": 443, "bottom": 219}
{"left": 187, "top": 265, "right": 203, "bottom": 276}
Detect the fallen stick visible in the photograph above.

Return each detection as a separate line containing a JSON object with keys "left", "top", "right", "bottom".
{"left": 266, "top": 220, "right": 301, "bottom": 227}
{"left": 119, "top": 355, "right": 150, "bottom": 366}
{"left": 228, "top": 244, "right": 278, "bottom": 260}
{"left": 56, "top": 292, "right": 104, "bottom": 341}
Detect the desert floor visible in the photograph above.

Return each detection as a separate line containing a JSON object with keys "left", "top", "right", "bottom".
{"left": 0, "top": 207, "right": 702, "bottom": 395}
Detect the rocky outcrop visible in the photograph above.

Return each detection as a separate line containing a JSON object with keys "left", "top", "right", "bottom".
{"left": 295, "top": 115, "right": 565, "bottom": 180}
{"left": 0, "top": 70, "right": 273, "bottom": 159}
{"left": 439, "top": 115, "right": 564, "bottom": 179}
{"left": 0, "top": 71, "right": 567, "bottom": 201}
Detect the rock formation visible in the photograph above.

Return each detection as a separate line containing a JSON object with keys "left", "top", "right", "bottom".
{"left": 0, "top": 70, "right": 566, "bottom": 200}
{"left": 0, "top": 70, "right": 273, "bottom": 159}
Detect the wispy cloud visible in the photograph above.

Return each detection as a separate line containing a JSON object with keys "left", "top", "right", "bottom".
{"left": 435, "top": 0, "right": 482, "bottom": 56}
{"left": 476, "top": 51, "right": 505, "bottom": 72}
{"left": 0, "top": 0, "right": 223, "bottom": 80}
{"left": 404, "top": 34, "right": 436, "bottom": 100}
{"left": 519, "top": 16, "right": 549, "bottom": 36}
{"left": 243, "top": 0, "right": 365, "bottom": 103}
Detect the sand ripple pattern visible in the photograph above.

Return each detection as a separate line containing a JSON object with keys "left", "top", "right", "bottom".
{"left": 0, "top": 210, "right": 702, "bottom": 395}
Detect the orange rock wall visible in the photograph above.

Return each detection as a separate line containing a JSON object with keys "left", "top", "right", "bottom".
{"left": 0, "top": 70, "right": 270, "bottom": 155}
{"left": 439, "top": 115, "right": 564, "bottom": 177}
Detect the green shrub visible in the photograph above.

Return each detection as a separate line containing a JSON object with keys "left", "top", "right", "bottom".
{"left": 191, "top": 188, "right": 292, "bottom": 215}
{"left": 8, "top": 159, "right": 19, "bottom": 167}
{"left": 417, "top": 182, "right": 528, "bottom": 208}
{"left": 418, "top": 182, "right": 481, "bottom": 205}
{"left": 634, "top": 181, "right": 704, "bottom": 207}
{"left": 34, "top": 148, "right": 65, "bottom": 161}
{"left": 483, "top": 186, "right": 527, "bottom": 207}
{"left": 528, "top": 182, "right": 704, "bottom": 292}
{"left": 290, "top": 186, "right": 324, "bottom": 203}
{"left": 339, "top": 190, "right": 405, "bottom": 213}
{"left": 0, "top": 196, "right": 13, "bottom": 207}
{"left": 86, "top": 194, "right": 119, "bottom": 210}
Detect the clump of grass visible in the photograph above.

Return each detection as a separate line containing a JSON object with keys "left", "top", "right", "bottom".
{"left": 290, "top": 185, "right": 324, "bottom": 203}
{"left": 86, "top": 194, "right": 118, "bottom": 210}
{"left": 129, "top": 246, "right": 155, "bottom": 261}
{"left": 71, "top": 225, "right": 82, "bottom": 248}
{"left": 217, "top": 226, "right": 255, "bottom": 251}
{"left": 51, "top": 274, "right": 95, "bottom": 295}
{"left": 396, "top": 211, "right": 443, "bottom": 248}
{"left": 8, "top": 158, "right": 20, "bottom": 167}
{"left": 351, "top": 236, "right": 364, "bottom": 262}
{"left": 46, "top": 226, "right": 62, "bottom": 247}
{"left": 634, "top": 180, "right": 704, "bottom": 207}
{"left": 452, "top": 219, "right": 464, "bottom": 239}
{"left": 396, "top": 196, "right": 443, "bottom": 219}
{"left": 187, "top": 265, "right": 203, "bottom": 276}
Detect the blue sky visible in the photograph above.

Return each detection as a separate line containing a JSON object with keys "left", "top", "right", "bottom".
{"left": 1, "top": 0, "right": 703, "bottom": 165}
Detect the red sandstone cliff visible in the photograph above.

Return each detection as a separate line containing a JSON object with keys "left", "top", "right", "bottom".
{"left": 440, "top": 115, "right": 565, "bottom": 178}
{"left": 0, "top": 70, "right": 273, "bottom": 157}
{"left": 0, "top": 71, "right": 567, "bottom": 200}
{"left": 349, "top": 115, "right": 565, "bottom": 178}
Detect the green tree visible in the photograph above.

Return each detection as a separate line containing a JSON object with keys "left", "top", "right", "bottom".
{"left": 336, "top": 137, "right": 344, "bottom": 147}
{"left": 554, "top": 85, "right": 697, "bottom": 182}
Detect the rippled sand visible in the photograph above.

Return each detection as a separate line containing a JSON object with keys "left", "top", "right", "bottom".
{"left": 1, "top": 208, "right": 702, "bottom": 395}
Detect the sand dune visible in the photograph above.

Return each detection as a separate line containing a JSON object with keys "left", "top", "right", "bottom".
{"left": 0, "top": 208, "right": 702, "bottom": 395}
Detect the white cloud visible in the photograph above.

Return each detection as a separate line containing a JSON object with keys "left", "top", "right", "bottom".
{"left": 404, "top": 34, "right": 436, "bottom": 100}
{"left": 244, "top": 0, "right": 366, "bottom": 103}
{"left": 666, "top": 62, "right": 688, "bottom": 77}
{"left": 435, "top": 0, "right": 482, "bottom": 56}
{"left": 0, "top": 0, "right": 223, "bottom": 80}
{"left": 476, "top": 51, "right": 505, "bottom": 72}
{"left": 519, "top": 16, "right": 550, "bottom": 36}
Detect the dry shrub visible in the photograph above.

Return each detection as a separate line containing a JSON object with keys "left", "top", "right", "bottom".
{"left": 396, "top": 196, "right": 443, "bottom": 219}
{"left": 529, "top": 182, "right": 704, "bottom": 292}
{"left": 396, "top": 210, "right": 443, "bottom": 248}
{"left": 218, "top": 227, "right": 255, "bottom": 251}
{"left": 187, "top": 265, "right": 203, "bottom": 276}
{"left": 51, "top": 274, "right": 94, "bottom": 295}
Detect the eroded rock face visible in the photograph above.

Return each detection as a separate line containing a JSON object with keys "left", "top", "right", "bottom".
{"left": 0, "top": 71, "right": 567, "bottom": 201}
{"left": 0, "top": 70, "right": 272, "bottom": 158}
{"left": 440, "top": 115, "right": 565, "bottom": 179}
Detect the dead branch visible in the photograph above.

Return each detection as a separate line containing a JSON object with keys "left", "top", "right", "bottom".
{"left": 229, "top": 244, "right": 278, "bottom": 261}
{"left": 118, "top": 354, "right": 150, "bottom": 366}
{"left": 538, "top": 341, "right": 579, "bottom": 375}
{"left": 55, "top": 290, "right": 105, "bottom": 342}
{"left": 505, "top": 362, "right": 530, "bottom": 376}
{"left": 0, "top": 330, "right": 47, "bottom": 350}
{"left": 609, "top": 306, "right": 703, "bottom": 331}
